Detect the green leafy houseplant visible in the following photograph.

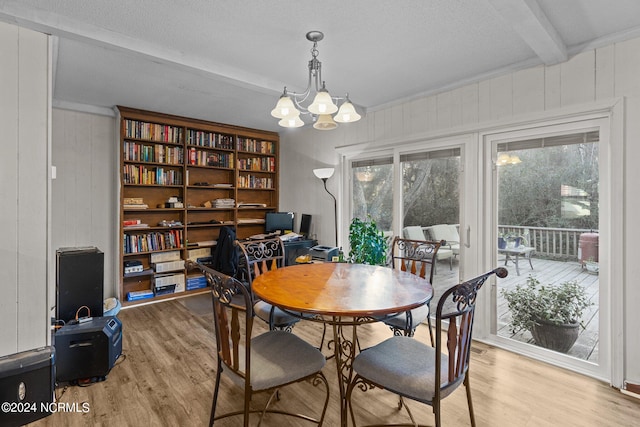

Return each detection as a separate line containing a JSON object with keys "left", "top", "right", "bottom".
{"left": 501, "top": 276, "right": 591, "bottom": 352}
{"left": 348, "top": 216, "right": 388, "bottom": 266}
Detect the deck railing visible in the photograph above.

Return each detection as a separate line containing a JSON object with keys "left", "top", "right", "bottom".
{"left": 498, "top": 225, "right": 598, "bottom": 260}
{"left": 408, "top": 224, "right": 597, "bottom": 261}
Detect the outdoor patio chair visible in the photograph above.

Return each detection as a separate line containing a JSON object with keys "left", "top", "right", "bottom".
{"left": 189, "top": 261, "right": 330, "bottom": 426}
{"left": 425, "top": 224, "right": 460, "bottom": 258}
{"left": 346, "top": 267, "right": 508, "bottom": 427}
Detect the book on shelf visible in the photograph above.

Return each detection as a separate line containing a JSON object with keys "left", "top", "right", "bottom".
{"left": 127, "top": 289, "right": 154, "bottom": 301}
{"left": 123, "top": 223, "right": 150, "bottom": 229}
{"left": 237, "top": 202, "right": 267, "bottom": 208}
{"left": 124, "top": 197, "right": 144, "bottom": 205}
{"left": 124, "top": 204, "right": 149, "bottom": 209}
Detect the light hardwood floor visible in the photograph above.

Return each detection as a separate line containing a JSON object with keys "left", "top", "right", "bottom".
{"left": 31, "top": 293, "right": 639, "bottom": 427}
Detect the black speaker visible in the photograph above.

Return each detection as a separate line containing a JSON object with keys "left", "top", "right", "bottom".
{"left": 0, "top": 347, "right": 55, "bottom": 427}
{"left": 56, "top": 247, "right": 104, "bottom": 323}
{"left": 55, "top": 316, "right": 122, "bottom": 383}
{"left": 300, "top": 214, "right": 312, "bottom": 237}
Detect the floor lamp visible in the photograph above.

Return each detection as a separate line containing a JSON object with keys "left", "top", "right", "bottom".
{"left": 313, "top": 168, "right": 337, "bottom": 247}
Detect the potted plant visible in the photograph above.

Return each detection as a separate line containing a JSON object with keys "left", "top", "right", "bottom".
{"left": 348, "top": 216, "right": 388, "bottom": 266}
{"left": 584, "top": 257, "right": 599, "bottom": 274}
{"left": 501, "top": 276, "right": 591, "bottom": 353}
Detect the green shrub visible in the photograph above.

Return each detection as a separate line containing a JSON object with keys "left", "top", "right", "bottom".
{"left": 501, "top": 276, "right": 591, "bottom": 333}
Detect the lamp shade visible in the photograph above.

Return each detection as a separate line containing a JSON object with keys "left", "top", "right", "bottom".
{"left": 313, "top": 168, "right": 335, "bottom": 179}
{"left": 278, "top": 115, "right": 304, "bottom": 128}
{"left": 313, "top": 114, "right": 337, "bottom": 130}
{"left": 308, "top": 89, "right": 338, "bottom": 115}
{"left": 271, "top": 95, "right": 299, "bottom": 119}
{"left": 334, "top": 100, "right": 361, "bottom": 123}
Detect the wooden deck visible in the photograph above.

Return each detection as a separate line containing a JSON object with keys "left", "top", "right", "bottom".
{"left": 430, "top": 256, "right": 599, "bottom": 362}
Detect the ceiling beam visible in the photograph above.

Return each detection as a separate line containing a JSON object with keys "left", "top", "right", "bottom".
{"left": 488, "top": 0, "right": 567, "bottom": 65}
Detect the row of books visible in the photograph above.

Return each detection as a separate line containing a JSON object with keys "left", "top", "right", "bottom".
{"left": 123, "top": 141, "right": 184, "bottom": 164}
{"left": 237, "top": 157, "right": 276, "bottom": 172}
{"left": 123, "top": 229, "right": 183, "bottom": 254}
{"left": 126, "top": 276, "right": 207, "bottom": 301}
{"left": 188, "top": 149, "right": 234, "bottom": 168}
{"left": 237, "top": 175, "right": 274, "bottom": 189}
{"left": 124, "top": 119, "right": 183, "bottom": 143}
{"left": 237, "top": 137, "right": 276, "bottom": 154}
{"left": 123, "top": 165, "right": 183, "bottom": 185}
{"left": 186, "top": 130, "right": 234, "bottom": 150}
{"left": 122, "top": 121, "right": 274, "bottom": 155}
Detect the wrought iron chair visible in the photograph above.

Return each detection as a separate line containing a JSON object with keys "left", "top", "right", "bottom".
{"left": 237, "top": 238, "right": 301, "bottom": 331}
{"left": 381, "top": 237, "right": 443, "bottom": 346}
{"left": 189, "top": 261, "right": 330, "bottom": 426}
{"left": 347, "top": 267, "right": 508, "bottom": 427}
{"left": 402, "top": 226, "right": 453, "bottom": 272}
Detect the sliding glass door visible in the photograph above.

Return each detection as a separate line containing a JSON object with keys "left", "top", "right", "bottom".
{"left": 484, "top": 118, "right": 610, "bottom": 380}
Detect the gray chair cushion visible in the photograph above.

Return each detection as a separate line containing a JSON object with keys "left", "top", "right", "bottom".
{"left": 250, "top": 331, "right": 326, "bottom": 390}
{"left": 254, "top": 300, "right": 300, "bottom": 327}
{"left": 382, "top": 304, "right": 430, "bottom": 331}
{"left": 353, "top": 336, "right": 455, "bottom": 403}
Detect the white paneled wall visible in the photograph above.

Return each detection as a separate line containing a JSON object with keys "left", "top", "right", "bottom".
{"left": 0, "top": 22, "right": 50, "bottom": 357}
{"left": 280, "top": 37, "right": 640, "bottom": 387}
{"left": 51, "top": 109, "right": 117, "bottom": 300}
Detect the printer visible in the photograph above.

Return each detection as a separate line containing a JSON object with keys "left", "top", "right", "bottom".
{"left": 309, "top": 245, "right": 339, "bottom": 261}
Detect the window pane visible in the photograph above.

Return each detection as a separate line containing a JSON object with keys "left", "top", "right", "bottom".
{"left": 496, "top": 135, "right": 599, "bottom": 363}
{"left": 352, "top": 164, "right": 393, "bottom": 232}
{"left": 402, "top": 155, "right": 460, "bottom": 227}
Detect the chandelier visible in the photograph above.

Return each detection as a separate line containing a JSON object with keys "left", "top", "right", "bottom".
{"left": 270, "top": 31, "right": 361, "bottom": 130}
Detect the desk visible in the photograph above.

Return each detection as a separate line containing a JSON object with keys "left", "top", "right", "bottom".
{"left": 499, "top": 246, "right": 535, "bottom": 275}
{"left": 252, "top": 262, "right": 433, "bottom": 427}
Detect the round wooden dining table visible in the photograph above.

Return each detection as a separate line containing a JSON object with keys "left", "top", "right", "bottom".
{"left": 252, "top": 262, "right": 433, "bottom": 427}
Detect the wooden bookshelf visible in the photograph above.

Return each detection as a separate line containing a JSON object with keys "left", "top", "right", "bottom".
{"left": 117, "top": 106, "right": 279, "bottom": 306}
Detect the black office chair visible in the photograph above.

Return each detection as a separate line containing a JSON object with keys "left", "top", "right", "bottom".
{"left": 347, "top": 267, "right": 508, "bottom": 427}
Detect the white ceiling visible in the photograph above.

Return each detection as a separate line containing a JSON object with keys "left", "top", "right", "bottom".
{"left": 2, "top": 0, "right": 640, "bottom": 133}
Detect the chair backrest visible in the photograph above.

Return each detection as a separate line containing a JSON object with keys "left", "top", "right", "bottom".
{"left": 402, "top": 226, "right": 426, "bottom": 240}
{"left": 391, "top": 237, "right": 443, "bottom": 284}
{"left": 427, "top": 224, "right": 460, "bottom": 243}
{"left": 237, "top": 237, "right": 285, "bottom": 286}
{"left": 188, "top": 261, "right": 253, "bottom": 379}
{"left": 434, "top": 267, "right": 508, "bottom": 400}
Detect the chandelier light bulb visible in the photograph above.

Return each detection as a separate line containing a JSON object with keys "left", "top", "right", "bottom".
{"left": 308, "top": 88, "right": 338, "bottom": 115}
{"left": 271, "top": 94, "right": 298, "bottom": 119}
{"left": 278, "top": 115, "right": 304, "bottom": 128}
{"left": 334, "top": 99, "right": 361, "bottom": 123}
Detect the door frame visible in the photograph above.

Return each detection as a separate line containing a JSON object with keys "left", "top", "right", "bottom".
{"left": 476, "top": 111, "right": 622, "bottom": 384}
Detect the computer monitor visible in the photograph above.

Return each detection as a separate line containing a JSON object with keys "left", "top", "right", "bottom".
{"left": 299, "top": 214, "right": 312, "bottom": 237}
{"left": 265, "top": 212, "right": 294, "bottom": 234}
